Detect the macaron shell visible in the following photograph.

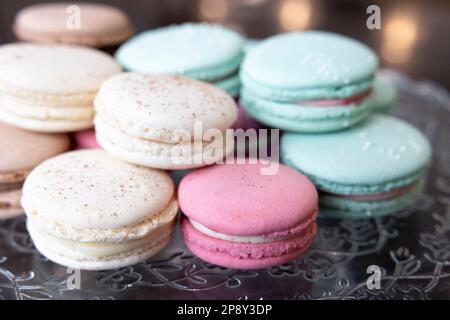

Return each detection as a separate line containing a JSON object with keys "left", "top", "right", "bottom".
{"left": 28, "top": 221, "right": 173, "bottom": 270}
{"left": 281, "top": 115, "right": 431, "bottom": 190}
{"left": 241, "top": 31, "right": 378, "bottom": 94}
{"left": 14, "top": 3, "right": 134, "bottom": 47}
{"left": 0, "top": 108, "right": 94, "bottom": 133}
{"left": 94, "top": 73, "right": 238, "bottom": 137}
{"left": 182, "top": 218, "right": 316, "bottom": 269}
{"left": 0, "top": 43, "right": 122, "bottom": 94}
{"left": 0, "top": 121, "right": 70, "bottom": 173}
{"left": 116, "top": 23, "right": 244, "bottom": 80}
{"left": 22, "top": 149, "right": 175, "bottom": 230}
{"left": 319, "top": 180, "right": 424, "bottom": 218}
{"left": 179, "top": 162, "right": 318, "bottom": 236}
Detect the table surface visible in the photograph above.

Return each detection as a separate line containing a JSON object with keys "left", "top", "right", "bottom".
{"left": 0, "top": 71, "right": 449, "bottom": 300}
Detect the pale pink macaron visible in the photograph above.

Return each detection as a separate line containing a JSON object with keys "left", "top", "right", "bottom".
{"left": 73, "top": 129, "right": 100, "bottom": 149}
{"left": 179, "top": 160, "right": 318, "bottom": 269}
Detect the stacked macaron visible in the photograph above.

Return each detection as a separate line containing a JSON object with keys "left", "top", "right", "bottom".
{"left": 0, "top": 43, "right": 121, "bottom": 132}
{"left": 94, "top": 73, "right": 238, "bottom": 169}
{"left": 179, "top": 161, "right": 318, "bottom": 269}
{"left": 240, "top": 31, "right": 378, "bottom": 132}
{"left": 281, "top": 115, "right": 431, "bottom": 218}
{"left": 13, "top": 2, "right": 134, "bottom": 53}
{"left": 240, "top": 30, "right": 430, "bottom": 219}
{"left": 116, "top": 23, "right": 245, "bottom": 98}
{"left": 0, "top": 122, "right": 70, "bottom": 219}
{"left": 23, "top": 150, "right": 178, "bottom": 270}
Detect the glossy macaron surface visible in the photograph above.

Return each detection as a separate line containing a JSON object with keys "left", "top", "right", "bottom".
{"left": 116, "top": 23, "right": 244, "bottom": 80}
{"left": 281, "top": 115, "right": 431, "bottom": 194}
{"left": 241, "top": 31, "right": 378, "bottom": 100}
{"left": 179, "top": 161, "right": 318, "bottom": 236}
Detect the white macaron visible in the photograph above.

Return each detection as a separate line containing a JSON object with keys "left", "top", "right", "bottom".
{"left": 0, "top": 43, "right": 122, "bottom": 132}
{"left": 94, "top": 73, "right": 238, "bottom": 169}
{"left": 22, "top": 149, "right": 178, "bottom": 270}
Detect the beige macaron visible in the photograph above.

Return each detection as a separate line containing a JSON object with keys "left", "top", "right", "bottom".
{"left": 94, "top": 73, "right": 238, "bottom": 169}
{"left": 0, "top": 121, "right": 70, "bottom": 219}
{"left": 13, "top": 2, "right": 134, "bottom": 48}
{"left": 0, "top": 43, "right": 122, "bottom": 132}
{"left": 23, "top": 149, "right": 178, "bottom": 270}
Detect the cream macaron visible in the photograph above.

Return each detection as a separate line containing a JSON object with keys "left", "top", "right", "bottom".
{"left": 22, "top": 149, "right": 178, "bottom": 270}
{"left": 0, "top": 121, "right": 70, "bottom": 219}
{"left": 0, "top": 43, "right": 122, "bottom": 132}
{"left": 94, "top": 73, "right": 238, "bottom": 169}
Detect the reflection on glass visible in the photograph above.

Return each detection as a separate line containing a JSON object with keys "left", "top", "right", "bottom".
{"left": 198, "top": 0, "right": 229, "bottom": 22}
{"left": 382, "top": 12, "right": 418, "bottom": 64}
{"left": 278, "top": 0, "right": 312, "bottom": 31}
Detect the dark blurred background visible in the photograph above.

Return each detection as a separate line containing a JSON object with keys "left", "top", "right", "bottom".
{"left": 1, "top": 0, "right": 449, "bottom": 89}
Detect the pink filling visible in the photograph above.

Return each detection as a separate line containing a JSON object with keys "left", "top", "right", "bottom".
{"left": 321, "top": 183, "right": 417, "bottom": 201}
{"left": 297, "top": 90, "right": 372, "bottom": 107}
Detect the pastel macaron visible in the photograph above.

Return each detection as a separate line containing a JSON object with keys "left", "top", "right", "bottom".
{"left": 94, "top": 73, "right": 238, "bottom": 170}
{"left": 23, "top": 149, "right": 178, "bottom": 270}
{"left": 240, "top": 31, "right": 378, "bottom": 132}
{"left": 179, "top": 161, "right": 318, "bottom": 269}
{"left": 281, "top": 115, "right": 432, "bottom": 218}
{"left": 73, "top": 129, "right": 100, "bottom": 149}
{"left": 14, "top": 3, "right": 134, "bottom": 51}
{"left": 0, "top": 43, "right": 121, "bottom": 132}
{"left": 0, "top": 121, "right": 70, "bottom": 219}
{"left": 371, "top": 76, "right": 397, "bottom": 113}
{"left": 115, "top": 23, "right": 244, "bottom": 97}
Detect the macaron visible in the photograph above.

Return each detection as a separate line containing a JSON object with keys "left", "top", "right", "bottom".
{"left": 0, "top": 43, "right": 121, "bottom": 132}
{"left": 23, "top": 149, "right": 178, "bottom": 270}
{"left": 94, "top": 73, "right": 238, "bottom": 170}
{"left": 240, "top": 31, "right": 378, "bottom": 132}
{"left": 115, "top": 23, "right": 245, "bottom": 97}
{"left": 371, "top": 76, "right": 397, "bottom": 113}
{"left": 13, "top": 3, "right": 134, "bottom": 52}
{"left": 0, "top": 121, "right": 70, "bottom": 219}
{"left": 281, "top": 115, "right": 432, "bottom": 218}
{"left": 72, "top": 129, "right": 100, "bottom": 149}
{"left": 179, "top": 161, "right": 318, "bottom": 269}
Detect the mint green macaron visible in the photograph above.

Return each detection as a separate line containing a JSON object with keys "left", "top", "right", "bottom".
{"left": 371, "top": 76, "right": 397, "bottom": 113}
{"left": 281, "top": 114, "right": 432, "bottom": 218}
{"left": 240, "top": 31, "right": 379, "bottom": 132}
{"left": 115, "top": 23, "right": 244, "bottom": 97}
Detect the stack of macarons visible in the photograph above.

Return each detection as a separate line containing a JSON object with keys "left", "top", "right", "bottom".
{"left": 12, "top": 2, "right": 135, "bottom": 148}
{"left": 240, "top": 30, "right": 429, "bottom": 219}
{"left": 2, "top": 1, "right": 432, "bottom": 273}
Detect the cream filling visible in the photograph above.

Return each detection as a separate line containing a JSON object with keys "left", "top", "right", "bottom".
{"left": 33, "top": 221, "right": 174, "bottom": 259}
{"left": 189, "top": 219, "right": 293, "bottom": 244}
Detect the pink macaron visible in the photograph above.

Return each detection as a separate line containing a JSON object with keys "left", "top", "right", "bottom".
{"left": 72, "top": 129, "right": 100, "bottom": 149}
{"left": 179, "top": 160, "right": 318, "bottom": 269}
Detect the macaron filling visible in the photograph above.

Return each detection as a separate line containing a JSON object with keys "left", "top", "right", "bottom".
{"left": 188, "top": 210, "right": 317, "bottom": 244}
{"left": 189, "top": 219, "right": 292, "bottom": 244}
{"left": 296, "top": 89, "right": 372, "bottom": 107}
